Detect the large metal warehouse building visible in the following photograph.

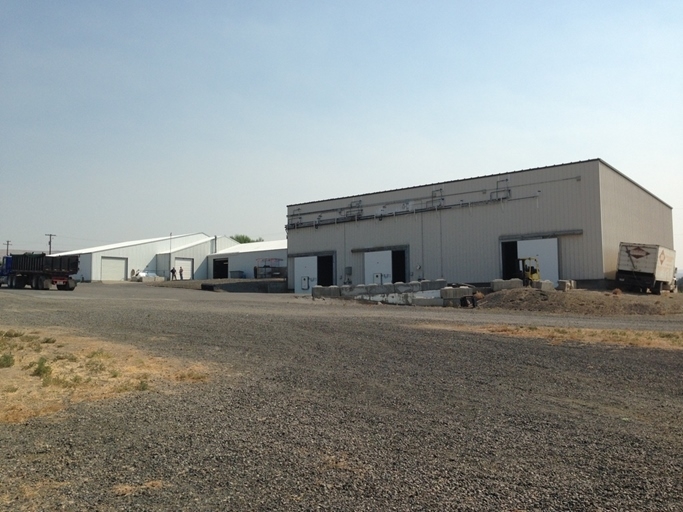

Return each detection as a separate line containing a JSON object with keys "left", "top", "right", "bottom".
{"left": 56, "top": 233, "right": 237, "bottom": 282}
{"left": 286, "top": 159, "right": 674, "bottom": 293}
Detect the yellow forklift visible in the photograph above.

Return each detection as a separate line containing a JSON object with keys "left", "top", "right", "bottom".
{"left": 517, "top": 257, "right": 541, "bottom": 286}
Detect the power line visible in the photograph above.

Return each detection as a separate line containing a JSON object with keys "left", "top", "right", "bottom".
{"left": 4, "top": 240, "right": 10, "bottom": 255}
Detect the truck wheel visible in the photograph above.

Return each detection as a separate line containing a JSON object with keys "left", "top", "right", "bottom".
{"left": 7, "top": 276, "right": 14, "bottom": 289}
{"left": 653, "top": 282, "right": 663, "bottom": 295}
{"left": 38, "top": 275, "right": 51, "bottom": 290}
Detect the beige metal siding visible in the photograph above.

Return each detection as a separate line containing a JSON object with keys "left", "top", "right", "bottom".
{"left": 599, "top": 162, "right": 674, "bottom": 279}
{"left": 287, "top": 160, "right": 671, "bottom": 286}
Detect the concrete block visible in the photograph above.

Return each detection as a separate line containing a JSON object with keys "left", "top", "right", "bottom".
{"left": 444, "top": 296, "right": 479, "bottom": 308}
{"left": 531, "top": 280, "right": 556, "bottom": 292}
{"left": 341, "top": 284, "right": 368, "bottom": 297}
{"left": 420, "top": 279, "right": 447, "bottom": 291}
{"left": 491, "top": 278, "right": 523, "bottom": 292}
{"left": 394, "top": 281, "right": 422, "bottom": 293}
{"left": 364, "top": 284, "right": 378, "bottom": 296}
{"left": 374, "top": 293, "right": 412, "bottom": 305}
{"left": 413, "top": 297, "right": 444, "bottom": 307}
{"left": 373, "top": 284, "right": 395, "bottom": 294}
{"left": 313, "top": 286, "right": 340, "bottom": 298}
{"left": 440, "top": 286, "right": 474, "bottom": 299}
{"left": 385, "top": 284, "right": 397, "bottom": 294}
{"left": 365, "top": 283, "right": 395, "bottom": 295}
{"left": 420, "top": 290, "right": 442, "bottom": 298}
{"left": 556, "top": 280, "right": 573, "bottom": 292}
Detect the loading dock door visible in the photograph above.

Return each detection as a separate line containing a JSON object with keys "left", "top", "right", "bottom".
{"left": 294, "top": 256, "right": 318, "bottom": 294}
{"left": 101, "top": 257, "right": 127, "bottom": 281}
{"left": 518, "top": 238, "right": 559, "bottom": 285}
{"left": 174, "top": 258, "right": 194, "bottom": 279}
{"left": 364, "top": 251, "right": 392, "bottom": 285}
{"left": 213, "top": 258, "right": 229, "bottom": 279}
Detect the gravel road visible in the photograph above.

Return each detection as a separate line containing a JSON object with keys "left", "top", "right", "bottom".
{"left": 1, "top": 283, "right": 682, "bottom": 511}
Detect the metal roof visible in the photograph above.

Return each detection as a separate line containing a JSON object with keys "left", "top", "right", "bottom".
{"left": 54, "top": 233, "right": 213, "bottom": 256}
{"left": 213, "top": 240, "right": 287, "bottom": 255}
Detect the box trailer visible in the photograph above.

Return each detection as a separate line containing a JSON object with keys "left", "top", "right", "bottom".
{"left": 615, "top": 242, "right": 676, "bottom": 294}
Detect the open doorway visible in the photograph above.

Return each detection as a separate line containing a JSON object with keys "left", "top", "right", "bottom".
{"left": 213, "top": 258, "right": 229, "bottom": 279}
{"left": 501, "top": 238, "right": 559, "bottom": 284}
{"left": 318, "top": 255, "right": 334, "bottom": 286}
{"left": 501, "top": 242, "right": 519, "bottom": 280}
{"left": 392, "top": 250, "right": 406, "bottom": 283}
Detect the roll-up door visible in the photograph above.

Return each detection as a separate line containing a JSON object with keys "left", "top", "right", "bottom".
{"left": 101, "top": 257, "right": 127, "bottom": 281}
{"left": 174, "top": 258, "right": 194, "bottom": 280}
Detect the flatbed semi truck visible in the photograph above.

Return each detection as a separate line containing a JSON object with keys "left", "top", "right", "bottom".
{"left": 0, "top": 253, "right": 79, "bottom": 291}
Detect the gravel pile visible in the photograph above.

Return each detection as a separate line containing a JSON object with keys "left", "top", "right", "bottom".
{"left": 1, "top": 284, "right": 682, "bottom": 511}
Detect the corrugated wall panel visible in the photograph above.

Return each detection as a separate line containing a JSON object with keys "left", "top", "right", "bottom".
{"left": 598, "top": 162, "right": 674, "bottom": 279}
{"left": 288, "top": 160, "right": 671, "bottom": 287}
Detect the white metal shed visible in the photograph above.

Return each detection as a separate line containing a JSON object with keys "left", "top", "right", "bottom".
{"left": 55, "top": 233, "right": 237, "bottom": 282}
{"left": 208, "top": 240, "right": 287, "bottom": 279}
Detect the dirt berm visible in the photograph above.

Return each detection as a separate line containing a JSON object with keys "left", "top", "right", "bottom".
{"left": 477, "top": 287, "right": 683, "bottom": 315}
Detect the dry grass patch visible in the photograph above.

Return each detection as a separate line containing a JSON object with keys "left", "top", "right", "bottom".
{"left": 0, "top": 478, "right": 70, "bottom": 507}
{"left": 414, "top": 323, "right": 683, "bottom": 349}
{"left": 0, "top": 327, "right": 215, "bottom": 424}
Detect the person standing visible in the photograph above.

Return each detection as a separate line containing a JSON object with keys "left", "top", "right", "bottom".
{"left": 179, "top": 267, "right": 184, "bottom": 280}
{"left": 171, "top": 267, "right": 177, "bottom": 280}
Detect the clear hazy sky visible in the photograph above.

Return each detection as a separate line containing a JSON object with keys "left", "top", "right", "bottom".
{"left": 1, "top": 1, "right": 681, "bottom": 267}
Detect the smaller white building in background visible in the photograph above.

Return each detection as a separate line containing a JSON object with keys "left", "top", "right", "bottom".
{"left": 208, "top": 240, "right": 287, "bottom": 279}
{"left": 55, "top": 233, "right": 237, "bottom": 282}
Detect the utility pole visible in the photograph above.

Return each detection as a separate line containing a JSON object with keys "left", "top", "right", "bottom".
{"left": 4, "top": 240, "right": 10, "bottom": 255}
{"left": 45, "top": 233, "right": 56, "bottom": 254}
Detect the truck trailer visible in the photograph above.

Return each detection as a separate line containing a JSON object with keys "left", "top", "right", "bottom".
{"left": 0, "top": 253, "right": 79, "bottom": 291}
{"left": 615, "top": 242, "right": 677, "bottom": 295}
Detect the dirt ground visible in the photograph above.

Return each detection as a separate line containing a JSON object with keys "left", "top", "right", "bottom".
{"left": 476, "top": 287, "right": 683, "bottom": 316}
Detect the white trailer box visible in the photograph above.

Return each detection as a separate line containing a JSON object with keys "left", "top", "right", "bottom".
{"left": 616, "top": 242, "right": 676, "bottom": 294}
